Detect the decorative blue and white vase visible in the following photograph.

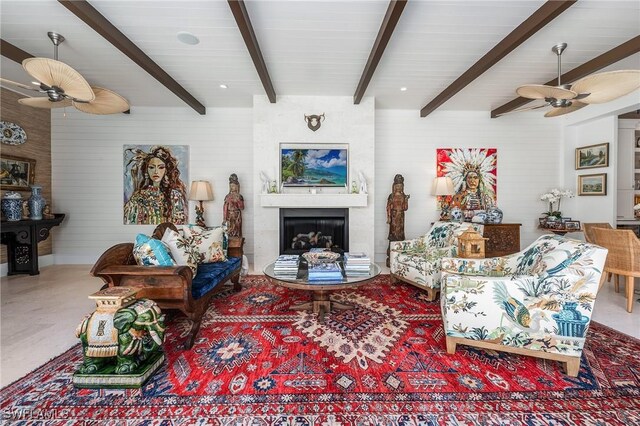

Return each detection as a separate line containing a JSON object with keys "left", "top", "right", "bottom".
{"left": 1, "top": 191, "right": 23, "bottom": 221}
{"left": 472, "top": 210, "right": 487, "bottom": 224}
{"left": 486, "top": 206, "right": 503, "bottom": 224}
{"left": 450, "top": 207, "right": 464, "bottom": 222}
{"left": 28, "top": 184, "right": 45, "bottom": 220}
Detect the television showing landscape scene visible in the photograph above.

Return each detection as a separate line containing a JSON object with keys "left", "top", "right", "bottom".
{"left": 280, "top": 144, "right": 348, "bottom": 187}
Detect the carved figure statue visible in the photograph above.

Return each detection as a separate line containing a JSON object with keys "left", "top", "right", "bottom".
{"left": 76, "top": 297, "right": 165, "bottom": 375}
{"left": 224, "top": 174, "right": 245, "bottom": 238}
{"left": 259, "top": 171, "right": 271, "bottom": 194}
{"left": 21, "top": 200, "right": 29, "bottom": 219}
{"left": 42, "top": 204, "right": 55, "bottom": 219}
{"left": 386, "top": 174, "right": 410, "bottom": 266}
{"left": 358, "top": 170, "right": 368, "bottom": 194}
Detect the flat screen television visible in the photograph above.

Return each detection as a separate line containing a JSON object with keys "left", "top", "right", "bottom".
{"left": 280, "top": 144, "right": 348, "bottom": 187}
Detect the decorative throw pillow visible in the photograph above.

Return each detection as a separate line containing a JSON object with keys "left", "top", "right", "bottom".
{"left": 183, "top": 225, "right": 227, "bottom": 263}
{"left": 161, "top": 228, "right": 199, "bottom": 276}
{"left": 204, "top": 242, "right": 226, "bottom": 263}
{"left": 133, "top": 234, "right": 176, "bottom": 267}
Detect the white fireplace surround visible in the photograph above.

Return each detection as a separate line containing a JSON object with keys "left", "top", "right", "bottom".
{"left": 253, "top": 95, "right": 375, "bottom": 271}
{"left": 260, "top": 193, "right": 367, "bottom": 208}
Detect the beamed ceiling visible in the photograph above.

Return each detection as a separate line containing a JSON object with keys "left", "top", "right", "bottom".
{"left": 1, "top": 0, "right": 638, "bottom": 116}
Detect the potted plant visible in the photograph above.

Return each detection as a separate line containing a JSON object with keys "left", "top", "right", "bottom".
{"left": 540, "top": 189, "right": 574, "bottom": 226}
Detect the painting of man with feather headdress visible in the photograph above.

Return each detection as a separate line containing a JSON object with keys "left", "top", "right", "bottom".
{"left": 437, "top": 148, "right": 497, "bottom": 214}
{"left": 123, "top": 145, "right": 189, "bottom": 225}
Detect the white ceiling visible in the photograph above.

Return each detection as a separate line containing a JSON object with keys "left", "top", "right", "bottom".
{"left": 1, "top": 0, "right": 638, "bottom": 113}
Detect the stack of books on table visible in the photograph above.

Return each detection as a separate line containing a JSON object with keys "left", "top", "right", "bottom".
{"left": 343, "top": 252, "right": 371, "bottom": 276}
{"left": 274, "top": 255, "right": 300, "bottom": 278}
{"left": 308, "top": 262, "right": 343, "bottom": 281}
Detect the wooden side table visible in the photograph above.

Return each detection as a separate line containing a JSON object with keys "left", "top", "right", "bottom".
{"left": 484, "top": 223, "right": 521, "bottom": 257}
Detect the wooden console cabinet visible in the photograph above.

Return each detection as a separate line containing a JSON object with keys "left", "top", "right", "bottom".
{"left": 484, "top": 223, "right": 521, "bottom": 257}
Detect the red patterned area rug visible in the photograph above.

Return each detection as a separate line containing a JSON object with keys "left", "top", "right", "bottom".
{"left": 2, "top": 275, "right": 639, "bottom": 424}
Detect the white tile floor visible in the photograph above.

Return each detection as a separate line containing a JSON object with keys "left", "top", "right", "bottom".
{"left": 1, "top": 265, "right": 638, "bottom": 387}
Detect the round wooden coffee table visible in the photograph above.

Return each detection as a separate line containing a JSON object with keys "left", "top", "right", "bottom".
{"left": 263, "top": 261, "right": 381, "bottom": 322}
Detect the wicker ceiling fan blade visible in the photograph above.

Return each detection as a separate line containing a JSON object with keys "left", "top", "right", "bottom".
{"left": 0, "top": 78, "right": 42, "bottom": 92}
{"left": 571, "top": 70, "right": 640, "bottom": 104}
{"left": 544, "top": 101, "right": 587, "bottom": 117}
{"left": 22, "top": 58, "right": 95, "bottom": 101}
{"left": 494, "top": 102, "right": 549, "bottom": 117}
{"left": 72, "top": 87, "right": 129, "bottom": 115}
{"left": 516, "top": 84, "right": 577, "bottom": 100}
{"left": 18, "top": 97, "right": 73, "bottom": 109}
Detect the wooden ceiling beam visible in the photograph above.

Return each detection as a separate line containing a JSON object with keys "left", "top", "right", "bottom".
{"left": 228, "top": 0, "right": 276, "bottom": 103}
{"left": 420, "top": 0, "right": 575, "bottom": 118}
{"left": 353, "top": 0, "right": 407, "bottom": 105}
{"left": 619, "top": 110, "right": 640, "bottom": 120}
{"left": 58, "top": 0, "right": 206, "bottom": 115}
{"left": 1, "top": 39, "right": 34, "bottom": 63}
{"left": 492, "top": 35, "right": 640, "bottom": 118}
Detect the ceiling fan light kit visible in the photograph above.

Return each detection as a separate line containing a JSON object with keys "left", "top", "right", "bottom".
{"left": 4, "top": 31, "right": 129, "bottom": 115}
{"left": 505, "top": 43, "right": 639, "bottom": 118}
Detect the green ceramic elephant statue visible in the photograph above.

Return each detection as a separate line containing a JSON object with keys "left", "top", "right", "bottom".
{"left": 76, "top": 298, "right": 166, "bottom": 375}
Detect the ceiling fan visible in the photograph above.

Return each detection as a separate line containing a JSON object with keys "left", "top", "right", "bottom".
{"left": 0, "top": 32, "right": 129, "bottom": 115}
{"left": 501, "top": 43, "right": 640, "bottom": 117}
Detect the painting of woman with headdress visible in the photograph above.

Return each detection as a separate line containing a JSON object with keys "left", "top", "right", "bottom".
{"left": 437, "top": 148, "right": 497, "bottom": 214}
{"left": 123, "top": 145, "right": 189, "bottom": 225}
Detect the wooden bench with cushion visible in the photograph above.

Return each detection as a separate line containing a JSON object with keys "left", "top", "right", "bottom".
{"left": 90, "top": 223, "right": 243, "bottom": 349}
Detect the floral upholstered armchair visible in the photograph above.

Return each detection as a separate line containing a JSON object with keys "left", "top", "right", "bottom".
{"left": 440, "top": 235, "right": 607, "bottom": 377}
{"left": 390, "top": 221, "right": 483, "bottom": 301}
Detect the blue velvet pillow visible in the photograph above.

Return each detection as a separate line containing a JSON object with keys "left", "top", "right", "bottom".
{"left": 133, "top": 234, "right": 176, "bottom": 266}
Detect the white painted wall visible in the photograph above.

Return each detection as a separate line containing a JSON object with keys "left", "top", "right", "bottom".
{"left": 253, "top": 95, "right": 375, "bottom": 271}
{"left": 374, "top": 110, "right": 563, "bottom": 262}
{"left": 50, "top": 107, "right": 254, "bottom": 265}
{"left": 563, "top": 116, "right": 617, "bottom": 225}
{"left": 7, "top": 92, "right": 638, "bottom": 276}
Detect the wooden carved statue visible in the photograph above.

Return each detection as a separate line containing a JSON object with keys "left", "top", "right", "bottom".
{"left": 223, "top": 173, "right": 245, "bottom": 238}
{"left": 386, "top": 174, "right": 410, "bottom": 266}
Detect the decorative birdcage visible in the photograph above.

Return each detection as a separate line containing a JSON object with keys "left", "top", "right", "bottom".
{"left": 458, "top": 228, "right": 487, "bottom": 259}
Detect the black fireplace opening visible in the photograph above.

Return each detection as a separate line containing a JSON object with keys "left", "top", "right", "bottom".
{"left": 280, "top": 208, "right": 349, "bottom": 255}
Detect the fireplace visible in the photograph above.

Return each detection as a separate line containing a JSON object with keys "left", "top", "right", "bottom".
{"left": 279, "top": 208, "right": 349, "bottom": 255}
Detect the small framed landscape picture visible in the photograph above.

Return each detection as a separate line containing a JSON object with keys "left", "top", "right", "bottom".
{"left": 564, "top": 220, "right": 581, "bottom": 231}
{"left": 0, "top": 154, "right": 35, "bottom": 191}
{"left": 578, "top": 173, "right": 607, "bottom": 196}
{"left": 575, "top": 143, "right": 609, "bottom": 170}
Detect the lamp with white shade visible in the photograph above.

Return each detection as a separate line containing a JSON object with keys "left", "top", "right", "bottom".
{"left": 432, "top": 176, "right": 455, "bottom": 221}
{"left": 189, "top": 180, "right": 213, "bottom": 227}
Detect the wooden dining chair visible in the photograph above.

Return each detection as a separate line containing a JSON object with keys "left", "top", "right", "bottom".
{"left": 592, "top": 227, "right": 640, "bottom": 313}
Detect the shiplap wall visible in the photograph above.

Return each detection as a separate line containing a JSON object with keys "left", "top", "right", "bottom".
{"left": 374, "top": 110, "right": 563, "bottom": 262}
{"left": 1, "top": 88, "right": 53, "bottom": 265}
{"left": 51, "top": 107, "right": 253, "bottom": 265}
{"left": 563, "top": 116, "right": 617, "bottom": 225}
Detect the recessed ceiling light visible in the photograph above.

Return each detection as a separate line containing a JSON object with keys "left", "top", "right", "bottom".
{"left": 400, "top": 87, "right": 407, "bottom": 91}
{"left": 219, "top": 84, "right": 228, "bottom": 89}
{"left": 177, "top": 31, "right": 199, "bottom": 45}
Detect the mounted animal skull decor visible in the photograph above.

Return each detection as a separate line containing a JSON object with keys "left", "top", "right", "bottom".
{"left": 304, "top": 113, "right": 325, "bottom": 132}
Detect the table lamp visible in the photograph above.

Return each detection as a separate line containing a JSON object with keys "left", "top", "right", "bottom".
{"left": 188, "top": 180, "right": 213, "bottom": 227}
{"left": 432, "top": 176, "right": 455, "bottom": 220}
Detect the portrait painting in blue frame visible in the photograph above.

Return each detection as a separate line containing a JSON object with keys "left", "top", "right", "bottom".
{"left": 280, "top": 144, "right": 347, "bottom": 187}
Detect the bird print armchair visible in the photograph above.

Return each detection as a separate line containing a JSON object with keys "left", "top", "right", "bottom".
{"left": 440, "top": 235, "right": 607, "bottom": 377}
{"left": 390, "top": 221, "right": 483, "bottom": 301}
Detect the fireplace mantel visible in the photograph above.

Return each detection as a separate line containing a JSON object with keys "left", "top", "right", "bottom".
{"left": 260, "top": 193, "right": 367, "bottom": 208}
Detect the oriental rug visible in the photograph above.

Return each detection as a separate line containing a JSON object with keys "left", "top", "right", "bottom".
{"left": 2, "top": 275, "right": 639, "bottom": 425}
